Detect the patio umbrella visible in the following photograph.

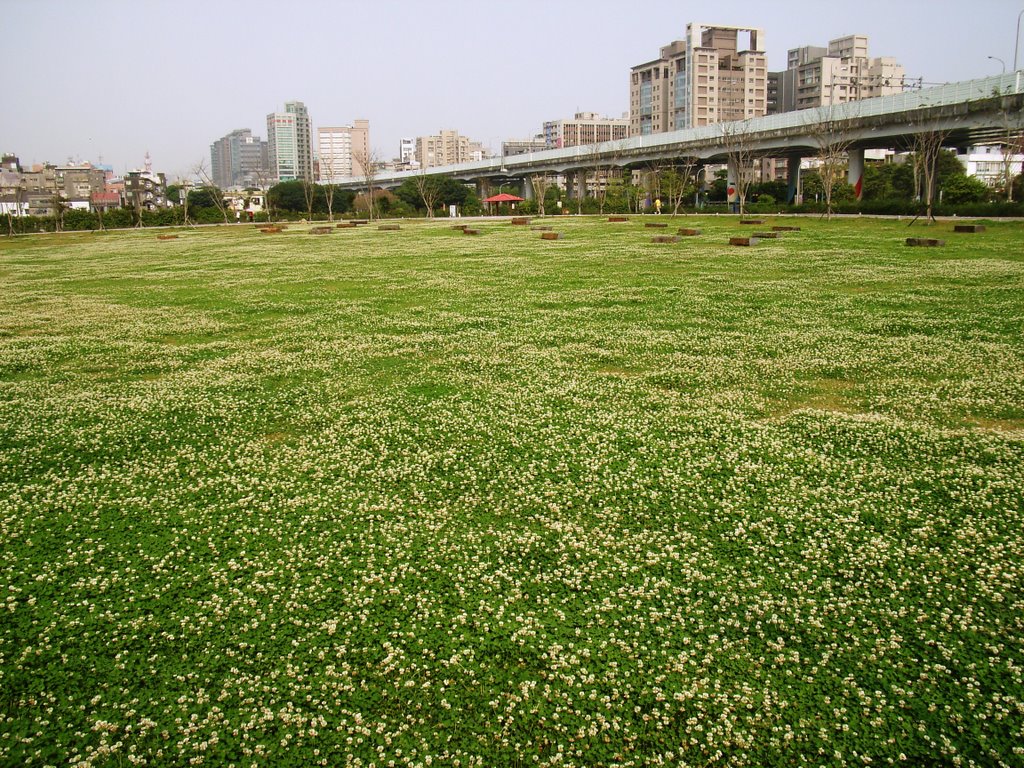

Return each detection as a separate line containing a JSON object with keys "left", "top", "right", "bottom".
{"left": 482, "top": 192, "right": 524, "bottom": 215}
{"left": 482, "top": 193, "right": 524, "bottom": 203}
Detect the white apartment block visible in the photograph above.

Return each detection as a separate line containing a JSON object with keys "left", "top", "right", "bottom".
{"left": 630, "top": 23, "right": 767, "bottom": 135}
{"left": 962, "top": 145, "right": 1024, "bottom": 188}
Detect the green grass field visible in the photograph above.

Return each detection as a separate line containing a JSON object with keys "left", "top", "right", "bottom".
{"left": 1, "top": 216, "right": 1023, "bottom": 767}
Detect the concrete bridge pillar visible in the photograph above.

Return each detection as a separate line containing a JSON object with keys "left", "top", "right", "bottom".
{"left": 726, "top": 155, "right": 739, "bottom": 212}
{"left": 787, "top": 156, "right": 802, "bottom": 204}
{"left": 477, "top": 179, "right": 491, "bottom": 201}
{"left": 521, "top": 177, "right": 534, "bottom": 201}
{"left": 848, "top": 148, "right": 865, "bottom": 201}
{"left": 564, "top": 170, "right": 576, "bottom": 200}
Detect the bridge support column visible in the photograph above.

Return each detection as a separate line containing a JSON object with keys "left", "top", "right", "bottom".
{"left": 726, "top": 156, "right": 739, "bottom": 213}
{"left": 564, "top": 171, "right": 576, "bottom": 201}
{"left": 522, "top": 176, "right": 534, "bottom": 201}
{"left": 477, "top": 179, "right": 491, "bottom": 202}
{"left": 848, "top": 148, "right": 865, "bottom": 201}
{"left": 786, "top": 156, "right": 802, "bottom": 204}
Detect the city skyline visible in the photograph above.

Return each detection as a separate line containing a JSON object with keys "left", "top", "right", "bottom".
{"left": 4, "top": 0, "right": 1021, "bottom": 177}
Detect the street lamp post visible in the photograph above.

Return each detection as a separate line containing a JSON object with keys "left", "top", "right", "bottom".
{"left": 1016, "top": 8, "right": 1024, "bottom": 71}
{"left": 989, "top": 55, "right": 1007, "bottom": 74}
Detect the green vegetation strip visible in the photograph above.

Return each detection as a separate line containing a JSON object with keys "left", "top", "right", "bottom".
{"left": 1, "top": 217, "right": 1022, "bottom": 766}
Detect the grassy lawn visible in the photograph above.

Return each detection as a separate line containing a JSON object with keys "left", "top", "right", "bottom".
{"left": 1, "top": 216, "right": 1022, "bottom": 766}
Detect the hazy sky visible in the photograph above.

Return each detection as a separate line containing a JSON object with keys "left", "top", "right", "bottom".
{"left": 4, "top": 0, "right": 1021, "bottom": 178}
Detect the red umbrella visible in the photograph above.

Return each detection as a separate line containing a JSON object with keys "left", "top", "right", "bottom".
{"left": 483, "top": 192, "right": 524, "bottom": 203}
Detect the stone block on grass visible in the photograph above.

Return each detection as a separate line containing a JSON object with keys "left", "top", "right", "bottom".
{"left": 953, "top": 224, "right": 986, "bottom": 233}
{"left": 729, "top": 236, "right": 759, "bottom": 246}
{"left": 651, "top": 235, "right": 681, "bottom": 244}
{"left": 378, "top": 224, "right": 401, "bottom": 231}
{"left": 677, "top": 228, "right": 701, "bottom": 236}
{"left": 541, "top": 232, "right": 562, "bottom": 240}
{"left": 906, "top": 237, "right": 945, "bottom": 247}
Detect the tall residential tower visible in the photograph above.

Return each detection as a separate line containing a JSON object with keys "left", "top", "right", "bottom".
{"left": 629, "top": 23, "right": 768, "bottom": 135}
{"left": 266, "top": 101, "right": 312, "bottom": 182}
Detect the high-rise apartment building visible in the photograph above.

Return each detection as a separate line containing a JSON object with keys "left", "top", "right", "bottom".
{"left": 629, "top": 23, "right": 768, "bottom": 134}
{"left": 266, "top": 101, "right": 312, "bottom": 182}
{"left": 210, "top": 129, "right": 269, "bottom": 188}
{"left": 415, "top": 130, "right": 486, "bottom": 169}
{"left": 543, "top": 113, "right": 629, "bottom": 149}
{"left": 317, "top": 120, "right": 369, "bottom": 182}
{"left": 772, "top": 35, "right": 906, "bottom": 113}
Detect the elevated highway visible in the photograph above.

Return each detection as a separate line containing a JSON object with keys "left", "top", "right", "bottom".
{"left": 336, "top": 72, "right": 1023, "bottom": 197}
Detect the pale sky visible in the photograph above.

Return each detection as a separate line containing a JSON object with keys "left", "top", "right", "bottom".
{"left": 4, "top": 0, "right": 1021, "bottom": 179}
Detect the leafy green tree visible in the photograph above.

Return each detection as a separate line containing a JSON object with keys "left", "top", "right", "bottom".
{"left": 940, "top": 173, "right": 990, "bottom": 204}
{"left": 268, "top": 180, "right": 308, "bottom": 213}
{"left": 187, "top": 188, "right": 221, "bottom": 211}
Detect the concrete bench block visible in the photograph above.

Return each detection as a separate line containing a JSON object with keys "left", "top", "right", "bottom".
{"left": 730, "top": 236, "right": 759, "bottom": 246}
{"left": 772, "top": 225, "right": 801, "bottom": 231}
{"left": 607, "top": 216, "right": 629, "bottom": 222}
{"left": 378, "top": 224, "right": 401, "bottom": 231}
{"left": 953, "top": 224, "right": 986, "bottom": 233}
{"left": 541, "top": 232, "right": 562, "bottom": 240}
{"left": 309, "top": 226, "right": 333, "bottom": 234}
{"left": 511, "top": 217, "right": 531, "bottom": 225}
{"left": 740, "top": 219, "right": 764, "bottom": 224}
{"left": 906, "top": 237, "right": 945, "bottom": 247}
{"left": 677, "top": 228, "right": 702, "bottom": 236}
{"left": 651, "top": 235, "right": 681, "bottom": 243}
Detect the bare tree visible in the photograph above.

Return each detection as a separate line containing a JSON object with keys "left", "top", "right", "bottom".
{"left": 720, "top": 121, "right": 757, "bottom": 216}
{"left": 301, "top": 176, "right": 317, "bottom": 222}
{"left": 909, "top": 128, "right": 951, "bottom": 223}
{"left": 810, "top": 114, "right": 857, "bottom": 220}
{"left": 318, "top": 156, "right": 338, "bottom": 222}
{"left": 351, "top": 147, "right": 380, "bottom": 220}
{"left": 414, "top": 171, "right": 441, "bottom": 217}
{"left": 51, "top": 171, "right": 66, "bottom": 232}
{"left": 5, "top": 183, "right": 24, "bottom": 237}
{"left": 193, "top": 159, "right": 230, "bottom": 224}
{"left": 253, "top": 167, "right": 274, "bottom": 223}
{"left": 585, "top": 142, "right": 620, "bottom": 215}
{"left": 530, "top": 174, "right": 550, "bottom": 216}
{"left": 660, "top": 158, "right": 697, "bottom": 216}
{"left": 998, "top": 113, "right": 1024, "bottom": 202}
